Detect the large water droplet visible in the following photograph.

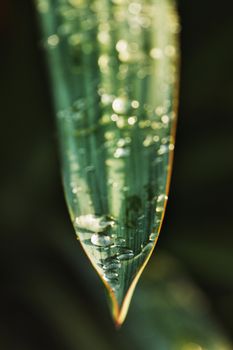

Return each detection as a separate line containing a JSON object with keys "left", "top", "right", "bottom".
{"left": 91, "top": 234, "right": 113, "bottom": 247}
{"left": 75, "top": 214, "right": 115, "bottom": 233}
{"left": 117, "top": 249, "right": 134, "bottom": 261}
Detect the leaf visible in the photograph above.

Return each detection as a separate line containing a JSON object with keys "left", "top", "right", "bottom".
{"left": 36, "top": 0, "right": 179, "bottom": 325}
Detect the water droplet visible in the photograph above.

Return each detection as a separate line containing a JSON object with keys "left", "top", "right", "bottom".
{"left": 105, "top": 131, "right": 115, "bottom": 140}
{"left": 116, "top": 117, "right": 126, "bottom": 128}
{"left": 150, "top": 48, "right": 163, "bottom": 59}
{"left": 103, "top": 260, "right": 121, "bottom": 270}
{"left": 101, "top": 114, "right": 111, "bottom": 125}
{"left": 117, "top": 249, "right": 134, "bottom": 261}
{"left": 143, "top": 135, "right": 154, "bottom": 147}
{"left": 97, "top": 31, "right": 110, "bottom": 45}
{"left": 114, "top": 147, "right": 130, "bottom": 158}
{"left": 131, "top": 100, "right": 140, "bottom": 109}
{"left": 91, "top": 234, "right": 113, "bottom": 247}
{"left": 112, "top": 97, "right": 128, "bottom": 114}
{"left": 116, "top": 40, "right": 128, "bottom": 53}
{"left": 157, "top": 194, "right": 168, "bottom": 203}
{"left": 142, "top": 242, "right": 154, "bottom": 254}
{"left": 155, "top": 106, "right": 166, "bottom": 116}
{"left": 47, "top": 34, "right": 60, "bottom": 47}
{"left": 104, "top": 270, "right": 119, "bottom": 279}
{"left": 161, "top": 115, "right": 169, "bottom": 124}
{"left": 117, "top": 138, "right": 126, "bottom": 147}
{"left": 128, "top": 116, "right": 137, "bottom": 125}
{"left": 98, "top": 54, "right": 109, "bottom": 71}
{"left": 111, "top": 114, "right": 119, "bottom": 122}
{"left": 101, "top": 94, "right": 114, "bottom": 106}
{"left": 157, "top": 145, "right": 169, "bottom": 155}
{"left": 139, "top": 120, "right": 151, "bottom": 129}
{"left": 156, "top": 206, "right": 164, "bottom": 213}
{"left": 75, "top": 215, "right": 115, "bottom": 233}
{"left": 149, "top": 232, "right": 158, "bottom": 241}
{"left": 72, "top": 187, "right": 82, "bottom": 194}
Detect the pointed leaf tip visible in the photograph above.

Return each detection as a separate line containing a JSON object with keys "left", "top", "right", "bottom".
{"left": 37, "top": 0, "right": 179, "bottom": 323}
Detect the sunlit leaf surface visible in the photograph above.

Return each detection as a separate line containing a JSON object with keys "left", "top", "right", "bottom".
{"left": 36, "top": 0, "right": 179, "bottom": 324}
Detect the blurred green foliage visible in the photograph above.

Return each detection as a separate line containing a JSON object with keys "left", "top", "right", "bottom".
{"left": 0, "top": 0, "right": 233, "bottom": 349}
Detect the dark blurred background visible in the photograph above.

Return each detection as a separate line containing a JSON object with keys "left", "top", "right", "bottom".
{"left": 0, "top": 0, "right": 233, "bottom": 349}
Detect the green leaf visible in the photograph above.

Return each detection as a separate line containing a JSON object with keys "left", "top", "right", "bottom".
{"left": 36, "top": 0, "right": 179, "bottom": 325}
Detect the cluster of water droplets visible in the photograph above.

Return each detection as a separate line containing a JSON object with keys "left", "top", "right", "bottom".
{"left": 73, "top": 214, "right": 139, "bottom": 289}
{"left": 36, "top": 0, "right": 179, "bottom": 303}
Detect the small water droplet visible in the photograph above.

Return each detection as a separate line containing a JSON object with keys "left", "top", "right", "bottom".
{"left": 149, "top": 232, "right": 158, "bottom": 241}
{"left": 142, "top": 242, "right": 154, "bottom": 254}
{"left": 128, "top": 116, "right": 137, "bottom": 125}
{"left": 114, "top": 147, "right": 130, "bottom": 158}
{"left": 157, "top": 145, "right": 169, "bottom": 155}
{"left": 150, "top": 47, "right": 163, "bottom": 59}
{"left": 47, "top": 34, "right": 60, "bottom": 48}
{"left": 111, "top": 114, "right": 119, "bottom": 122}
{"left": 155, "top": 106, "right": 166, "bottom": 116}
{"left": 143, "top": 135, "right": 155, "bottom": 147}
{"left": 156, "top": 207, "right": 164, "bottom": 213}
{"left": 139, "top": 120, "right": 151, "bottom": 129}
{"left": 101, "top": 94, "right": 114, "bottom": 106}
{"left": 116, "top": 40, "right": 128, "bottom": 53}
{"left": 131, "top": 100, "right": 140, "bottom": 109}
{"left": 157, "top": 194, "right": 168, "bottom": 203}
{"left": 97, "top": 31, "right": 110, "bottom": 45}
{"left": 161, "top": 115, "right": 169, "bottom": 124}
